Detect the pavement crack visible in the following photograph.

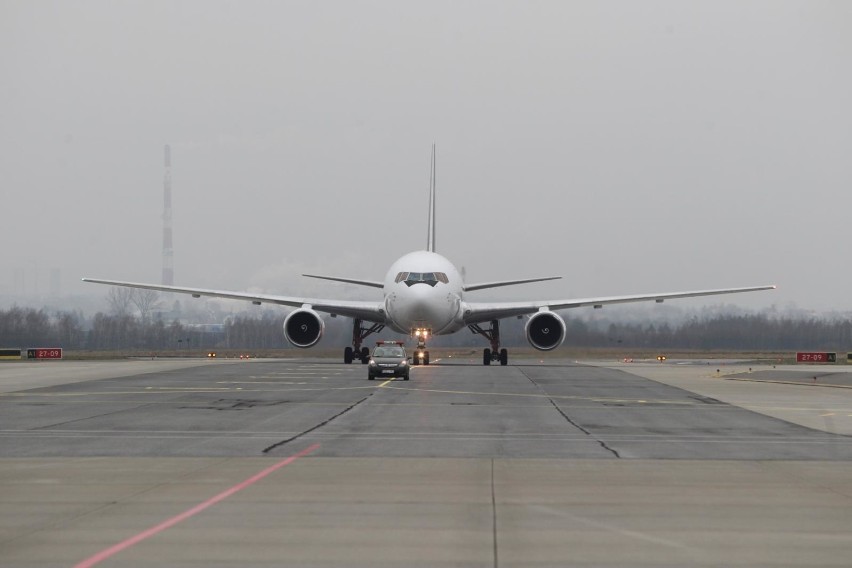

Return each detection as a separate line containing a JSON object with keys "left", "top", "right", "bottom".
{"left": 598, "top": 441, "right": 621, "bottom": 458}
{"left": 545, "top": 397, "right": 590, "bottom": 435}
{"left": 518, "top": 367, "right": 621, "bottom": 459}
{"left": 262, "top": 394, "right": 372, "bottom": 454}
{"left": 545, "top": 398, "right": 621, "bottom": 458}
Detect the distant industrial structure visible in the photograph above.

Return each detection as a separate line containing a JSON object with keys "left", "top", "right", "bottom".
{"left": 162, "top": 145, "right": 174, "bottom": 285}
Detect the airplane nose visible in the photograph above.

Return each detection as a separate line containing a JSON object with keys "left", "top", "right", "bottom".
{"left": 400, "top": 284, "right": 453, "bottom": 330}
{"left": 408, "top": 285, "right": 435, "bottom": 319}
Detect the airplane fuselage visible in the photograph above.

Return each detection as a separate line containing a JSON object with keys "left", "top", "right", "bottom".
{"left": 381, "top": 251, "right": 466, "bottom": 335}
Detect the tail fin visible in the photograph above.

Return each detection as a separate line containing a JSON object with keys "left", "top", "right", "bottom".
{"left": 426, "top": 143, "right": 436, "bottom": 252}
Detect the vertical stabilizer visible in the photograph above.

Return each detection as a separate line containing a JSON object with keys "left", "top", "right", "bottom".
{"left": 426, "top": 143, "right": 436, "bottom": 252}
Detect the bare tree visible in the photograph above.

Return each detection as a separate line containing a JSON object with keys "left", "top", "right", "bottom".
{"left": 107, "top": 287, "right": 134, "bottom": 316}
{"left": 130, "top": 289, "right": 160, "bottom": 322}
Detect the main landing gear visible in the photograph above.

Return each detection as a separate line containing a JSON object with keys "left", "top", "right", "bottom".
{"left": 469, "top": 320, "right": 508, "bottom": 366}
{"left": 344, "top": 319, "right": 384, "bottom": 364}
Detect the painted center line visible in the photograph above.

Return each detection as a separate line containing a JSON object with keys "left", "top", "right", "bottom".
{"left": 73, "top": 443, "right": 320, "bottom": 568}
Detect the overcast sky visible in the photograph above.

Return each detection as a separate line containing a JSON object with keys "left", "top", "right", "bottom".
{"left": 2, "top": 1, "right": 850, "bottom": 311}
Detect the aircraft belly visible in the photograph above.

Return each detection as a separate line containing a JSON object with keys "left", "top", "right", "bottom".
{"left": 434, "top": 319, "right": 465, "bottom": 335}
{"left": 386, "top": 320, "right": 409, "bottom": 335}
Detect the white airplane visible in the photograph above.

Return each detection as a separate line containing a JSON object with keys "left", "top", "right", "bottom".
{"left": 84, "top": 145, "right": 775, "bottom": 366}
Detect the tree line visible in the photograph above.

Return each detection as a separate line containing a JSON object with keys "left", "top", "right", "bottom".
{"left": 556, "top": 314, "right": 852, "bottom": 351}
{"left": 1, "top": 306, "right": 852, "bottom": 352}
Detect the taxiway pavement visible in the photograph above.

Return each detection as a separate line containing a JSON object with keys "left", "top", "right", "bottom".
{"left": 2, "top": 357, "right": 851, "bottom": 567}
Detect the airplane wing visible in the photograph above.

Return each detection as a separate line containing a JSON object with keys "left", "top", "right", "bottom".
{"left": 302, "top": 274, "right": 385, "bottom": 289}
{"left": 463, "top": 276, "right": 562, "bottom": 292}
{"left": 463, "top": 285, "right": 776, "bottom": 324}
{"left": 81, "top": 278, "right": 386, "bottom": 323}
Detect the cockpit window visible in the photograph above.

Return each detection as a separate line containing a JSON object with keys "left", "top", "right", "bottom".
{"left": 396, "top": 271, "right": 449, "bottom": 286}
{"left": 399, "top": 272, "right": 448, "bottom": 287}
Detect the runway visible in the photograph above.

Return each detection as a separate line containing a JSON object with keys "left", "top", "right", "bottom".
{"left": 2, "top": 357, "right": 852, "bottom": 566}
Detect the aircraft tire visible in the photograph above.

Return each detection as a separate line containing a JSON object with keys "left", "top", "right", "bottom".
{"left": 483, "top": 348, "right": 491, "bottom": 365}
{"left": 500, "top": 348, "right": 508, "bottom": 366}
{"left": 344, "top": 347, "right": 353, "bottom": 364}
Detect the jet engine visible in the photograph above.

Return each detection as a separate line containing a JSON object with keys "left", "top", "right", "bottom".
{"left": 283, "top": 309, "right": 324, "bottom": 348}
{"left": 525, "top": 311, "right": 566, "bottom": 351}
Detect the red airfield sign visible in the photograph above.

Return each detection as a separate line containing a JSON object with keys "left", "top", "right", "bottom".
{"left": 796, "top": 352, "right": 836, "bottom": 363}
{"left": 27, "top": 348, "right": 63, "bottom": 360}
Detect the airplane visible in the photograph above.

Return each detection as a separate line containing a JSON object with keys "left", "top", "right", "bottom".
{"left": 83, "top": 145, "right": 775, "bottom": 366}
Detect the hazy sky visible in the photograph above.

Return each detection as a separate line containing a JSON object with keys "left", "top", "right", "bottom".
{"left": 2, "top": 1, "right": 850, "bottom": 311}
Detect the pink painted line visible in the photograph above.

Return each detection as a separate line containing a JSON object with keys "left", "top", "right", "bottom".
{"left": 74, "top": 443, "right": 320, "bottom": 568}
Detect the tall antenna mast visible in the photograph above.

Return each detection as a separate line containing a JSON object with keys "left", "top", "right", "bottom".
{"left": 162, "top": 144, "right": 174, "bottom": 285}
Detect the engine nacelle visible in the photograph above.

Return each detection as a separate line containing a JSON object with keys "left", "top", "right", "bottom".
{"left": 525, "top": 311, "right": 566, "bottom": 351}
{"left": 283, "top": 309, "right": 324, "bottom": 348}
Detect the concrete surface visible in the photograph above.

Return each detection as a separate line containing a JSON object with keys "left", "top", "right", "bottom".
{"left": 602, "top": 360, "right": 852, "bottom": 435}
{"left": 1, "top": 357, "right": 851, "bottom": 567}
{"left": 0, "top": 359, "right": 239, "bottom": 393}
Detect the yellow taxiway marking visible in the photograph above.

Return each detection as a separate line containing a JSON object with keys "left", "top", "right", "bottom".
{"left": 0, "top": 386, "right": 382, "bottom": 397}
{"left": 0, "top": 400, "right": 362, "bottom": 406}
{"left": 219, "top": 378, "right": 321, "bottom": 383}
{"left": 218, "top": 381, "right": 310, "bottom": 385}
{"left": 145, "top": 387, "right": 231, "bottom": 391}
{"left": 268, "top": 372, "right": 337, "bottom": 375}
{"left": 723, "top": 377, "right": 852, "bottom": 390}
{"left": 3, "top": 386, "right": 851, "bottom": 415}
{"left": 0, "top": 385, "right": 695, "bottom": 405}
{"left": 378, "top": 384, "right": 694, "bottom": 406}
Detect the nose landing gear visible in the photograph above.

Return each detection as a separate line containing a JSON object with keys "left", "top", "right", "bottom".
{"left": 411, "top": 328, "right": 431, "bottom": 365}
{"left": 469, "top": 320, "right": 508, "bottom": 366}
{"left": 413, "top": 349, "right": 430, "bottom": 365}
